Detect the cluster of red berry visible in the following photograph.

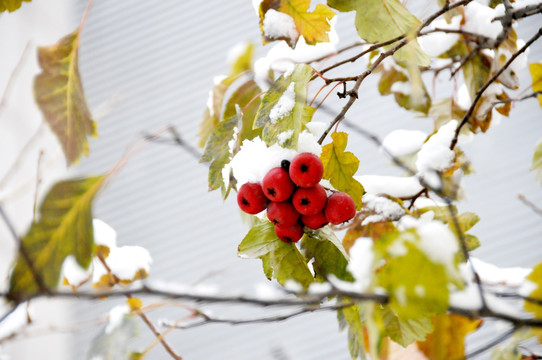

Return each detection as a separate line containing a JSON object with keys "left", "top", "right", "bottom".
{"left": 236, "top": 153, "right": 356, "bottom": 243}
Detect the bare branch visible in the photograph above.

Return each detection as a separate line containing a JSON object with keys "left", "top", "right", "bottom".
{"left": 518, "top": 194, "right": 542, "bottom": 217}
{"left": 493, "top": 3, "right": 542, "bottom": 22}
{"left": 465, "top": 327, "right": 516, "bottom": 358}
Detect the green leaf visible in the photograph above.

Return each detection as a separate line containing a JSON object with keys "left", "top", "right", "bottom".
{"left": 87, "top": 311, "right": 139, "bottom": 360}
{"left": 378, "top": 63, "right": 431, "bottom": 114}
{"left": 0, "top": 0, "right": 30, "bottom": 12}
{"left": 254, "top": 64, "right": 313, "bottom": 148}
{"left": 8, "top": 176, "right": 105, "bottom": 301}
{"left": 320, "top": 132, "right": 364, "bottom": 209}
{"left": 34, "top": 29, "right": 96, "bottom": 165}
{"left": 463, "top": 52, "right": 490, "bottom": 103}
{"left": 531, "top": 138, "right": 542, "bottom": 183}
{"left": 529, "top": 63, "right": 542, "bottom": 109}
{"left": 327, "top": 0, "right": 429, "bottom": 66}
{"left": 259, "top": 0, "right": 336, "bottom": 47}
{"left": 229, "top": 42, "right": 254, "bottom": 77}
{"left": 380, "top": 305, "right": 433, "bottom": 347}
{"left": 302, "top": 227, "right": 353, "bottom": 281}
{"left": 224, "top": 79, "right": 263, "bottom": 143}
{"left": 238, "top": 221, "right": 313, "bottom": 288}
{"left": 430, "top": 97, "right": 468, "bottom": 134}
{"left": 377, "top": 240, "right": 450, "bottom": 319}
{"left": 337, "top": 305, "right": 367, "bottom": 359}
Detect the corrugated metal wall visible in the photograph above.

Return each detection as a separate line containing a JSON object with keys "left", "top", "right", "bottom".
{"left": 71, "top": 1, "right": 542, "bottom": 359}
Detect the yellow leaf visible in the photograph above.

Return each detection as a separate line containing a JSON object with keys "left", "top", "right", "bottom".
{"left": 259, "top": 0, "right": 335, "bottom": 47}
{"left": 0, "top": 0, "right": 30, "bottom": 12}
{"left": 34, "top": 29, "right": 96, "bottom": 165}
{"left": 525, "top": 262, "right": 542, "bottom": 341}
{"left": 320, "top": 132, "right": 364, "bottom": 209}
{"left": 417, "top": 314, "right": 482, "bottom": 360}
{"left": 127, "top": 297, "right": 142, "bottom": 311}
{"left": 529, "top": 63, "right": 542, "bottom": 109}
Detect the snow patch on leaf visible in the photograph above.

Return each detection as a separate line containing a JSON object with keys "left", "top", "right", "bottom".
{"left": 361, "top": 194, "right": 405, "bottom": 225}
{"left": 416, "top": 120, "right": 456, "bottom": 173}
{"left": 262, "top": 9, "right": 299, "bottom": 43}
{"left": 347, "top": 237, "right": 374, "bottom": 292}
{"left": 269, "top": 82, "right": 296, "bottom": 124}
{"left": 357, "top": 175, "right": 423, "bottom": 198}
{"left": 381, "top": 129, "right": 427, "bottom": 157}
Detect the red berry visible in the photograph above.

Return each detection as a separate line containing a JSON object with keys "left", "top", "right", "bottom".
{"left": 292, "top": 184, "right": 327, "bottom": 216}
{"left": 301, "top": 211, "right": 328, "bottom": 230}
{"left": 275, "top": 223, "right": 304, "bottom": 243}
{"left": 237, "top": 183, "right": 269, "bottom": 214}
{"left": 289, "top": 153, "right": 324, "bottom": 188}
{"left": 267, "top": 201, "right": 300, "bottom": 227}
{"left": 262, "top": 167, "right": 295, "bottom": 202}
{"left": 325, "top": 192, "right": 356, "bottom": 224}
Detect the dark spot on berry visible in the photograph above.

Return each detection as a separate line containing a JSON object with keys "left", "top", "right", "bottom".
{"left": 300, "top": 164, "right": 308, "bottom": 172}
{"left": 242, "top": 198, "right": 249, "bottom": 206}
{"left": 301, "top": 198, "right": 310, "bottom": 205}
{"left": 267, "top": 188, "right": 276, "bottom": 197}
{"left": 284, "top": 237, "right": 293, "bottom": 243}
{"left": 272, "top": 219, "right": 278, "bottom": 225}
{"left": 281, "top": 160, "right": 290, "bottom": 171}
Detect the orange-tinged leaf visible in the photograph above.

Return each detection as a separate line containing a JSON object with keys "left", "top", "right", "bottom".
{"left": 417, "top": 314, "right": 482, "bottom": 360}
{"left": 34, "top": 29, "right": 96, "bottom": 165}
{"left": 321, "top": 132, "right": 364, "bottom": 209}
{"left": 259, "top": 0, "right": 335, "bottom": 47}
{"left": 8, "top": 176, "right": 106, "bottom": 302}
{"left": 529, "top": 63, "right": 542, "bottom": 109}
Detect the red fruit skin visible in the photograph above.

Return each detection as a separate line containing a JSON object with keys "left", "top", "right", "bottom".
{"left": 267, "top": 201, "right": 300, "bottom": 227}
{"left": 292, "top": 184, "right": 327, "bottom": 216}
{"left": 325, "top": 192, "right": 356, "bottom": 225}
{"left": 237, "top": 183, "right": 269, "bottom": 214}
{"left": 275, "top": 223, "right": 304, "bottom": 243}
{"left": 289, "top": 153, "right": 324, "bottom": 188}
{"left": 301, "top": 211, "right": 328, "bottom": 230}
{"left": 262, "top": 167, "right": 295, "bottom": 202}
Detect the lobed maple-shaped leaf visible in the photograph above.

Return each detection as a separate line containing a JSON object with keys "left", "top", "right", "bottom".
{"left": 0, "top": 0, "right": 30, "bottom": 12}
{"left": 380, "top": 305, "right": 433, "bottom": 347}
{"left": 337, "top": 305, "right": 367, "bottom": 359}
{"left": 8, "top": 176, "right": 105, "bottom": 301}
{"left": 302, "top": 227, "right": 353, "bottom": 282}
{"left": 238, "top": 221, "right": 313, "bottom": 289}
{"left": 34, "top": 29, "right": 96, "bottom": 165}
{"left": 530, "top": 63, "right": 542, "bottom": 109}
{"left": 327, "top": 0, "right": 429, "bottom": 66}
{"left": 259, "top": 0, "right": 335, "bottom": 47}
{"left": 254, "top": 64, "right": 314, "bottom": 149}
{"left": 417, "top": 313, "right": 482, "bottom": 360}
{"left": 321, "top": 132, "right": 364, "bottom": 209}
{"left": 343, "top": 221, "right": 396, "bottom": 253}
{"left": 376, "top": 237, "right": 451, "bottom": 319}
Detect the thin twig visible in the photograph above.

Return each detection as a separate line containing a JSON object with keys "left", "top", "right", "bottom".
{"left": 518, "top": 194, "right": 542, "bottom": 217}
{"left": 0, "top": 42, "right": 32, "bottom": 117}
{"left": 466, "top": 327, "right": 516, "bottom": 358}
{"left": 493, "top": 3, "right": 542, "bottom": 22}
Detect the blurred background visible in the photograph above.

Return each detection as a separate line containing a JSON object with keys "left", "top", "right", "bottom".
{"left": 0, "top": 0, "right": 541, "bottom": 359}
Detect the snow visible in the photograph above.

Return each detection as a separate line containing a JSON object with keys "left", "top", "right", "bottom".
{"left": 346, "top": 237, "right": 374, "bottom": 291}
{"left": 227, "top": 42, "right": 250, "bottom": 68}
{"left": 308, "top": 282, "right": 332, "bottom": 295}
{"left": 419, "top": 16, "right": 462, "bottom": 57}
{"left": 450, "top": 282, "right": 524, "bottom": 318}
{"left": 381, "top": 129, "right": 427, "bottom": 157}
{"left": 0, "top": 303, "right": 31, "bottom": 339}
{"left": 269, "top": 82, "right": 296, "bottom": 124}
{"left": 462, "top": 2, "right": 504, "bottom": 39}
{"left": 390, "top": 82, "right": 412, "bottom": 95}
{"left": 305, "top": 121, "right": 327, "bottom": 139}
{"left": 254, "top": 282, "right": 284, "bottom": 300}
{"left": 93, "top": 245, "right": 152, "bottom": 284}
{"left": 93, "top": 218, "right": 117, "bottom": 249}
{"left": 415, "top": 120, "right": 456, "bottom": 173}
{"left": 61, "top": 255, "right": 91, "bottom": 286}
{"left": 104, "top": 304, "right": 130, "bottom": 334}
{"left": 277, "top": 130, "right": 294, "bottom": 145}
{"left": 470, "top": 257, "right": 530, "bottom": 287}
{"left": 361, "top": 194, "right": 405, "bottom": 225}
{"left": 297, "top": 130, "right": 322, "bottom": 156}
{"left": 262, "top": 9, "right": 298, "bottom": 43}
{"left": 228, "top": 137, "right": 297, "bottom": 187}
{"left": 519, "top": 280, "right": 537, "bottom": 297}
{"left": 356, "top": 175, "right": 423, "bottom": 198}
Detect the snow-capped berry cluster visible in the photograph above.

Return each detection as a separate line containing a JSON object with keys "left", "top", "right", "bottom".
{"left": 236, "top": 152, "right": 356, "bottom": 243}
